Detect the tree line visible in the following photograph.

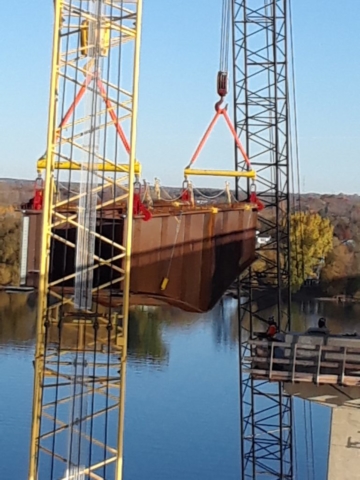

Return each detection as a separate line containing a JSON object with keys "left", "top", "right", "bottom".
{"left": 253, "top": 209, "right": 360, "bottom": 298}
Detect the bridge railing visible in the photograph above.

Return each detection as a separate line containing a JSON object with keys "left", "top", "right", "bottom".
{"left": 245, "top": 338, "right": 360, "bottom": 386}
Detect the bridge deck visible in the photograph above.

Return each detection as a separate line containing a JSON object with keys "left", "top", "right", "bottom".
{"left": 246, "top": 335, "right": 360, "bottom": 386}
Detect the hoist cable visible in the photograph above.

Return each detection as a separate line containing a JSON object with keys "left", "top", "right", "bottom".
{"left": 220, "top": 0, "right": 231, "bottom": 72}
{"left": 289, "top": 0, "right": 305, "bottom": 282}
{"left": 289, "top": 0, "right": 302, "bottom": 213}
{"left": 71, "top": 0, "right": 104, "bottom": 471}
{"left": 264, "top": 0, "right": 275, "bottom": 186}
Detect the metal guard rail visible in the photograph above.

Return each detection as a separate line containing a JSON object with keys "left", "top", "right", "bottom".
{"left": 245, "top": 339, "right": 360, "bottom": 387}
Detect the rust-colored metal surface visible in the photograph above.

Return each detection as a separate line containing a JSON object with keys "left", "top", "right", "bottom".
{"left": 22, "top": 203, "right": 257, "bottom": 312}
{"left": 130, "top": 206, "right": 256, "bottom": 311}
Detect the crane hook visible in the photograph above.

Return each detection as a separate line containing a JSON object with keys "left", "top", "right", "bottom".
{"left": 215, "top": 97, "right": 223, "bottom": 112}
{"left": 215, "top": 71, "right": 228, "bottom": 112}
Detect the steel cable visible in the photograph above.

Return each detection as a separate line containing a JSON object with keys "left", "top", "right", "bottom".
{"left": 73, "top": 0, "right": 103, "bottom": 471}
{"left": 220, "top": 0, "right": 231, "bottom": 73}
{"left": 289, "top": 0, "right": 305, "bottom": 282}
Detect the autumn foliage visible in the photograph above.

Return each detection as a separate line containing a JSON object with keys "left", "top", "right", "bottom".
{"left": 0, "top": 206, "right": 21, "bottom": 285}
{"left": 290, "top": 212, "right": 333, "bottom": 291}
{"left": 251, "top": 212, "right": 334, "bottom": 293}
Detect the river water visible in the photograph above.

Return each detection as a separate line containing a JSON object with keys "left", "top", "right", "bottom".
{"left": 0, "top": 293, "right": 358, "bottom": 479}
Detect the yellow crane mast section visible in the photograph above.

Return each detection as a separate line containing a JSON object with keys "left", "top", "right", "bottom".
{"left": 28, "top": 1, "right": 143, "bottom": 479}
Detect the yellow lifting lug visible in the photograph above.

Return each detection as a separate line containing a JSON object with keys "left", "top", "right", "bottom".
{"left": 211, "top": 207, "right": 219, "bottom": 214}
{"left": 80, "top": 19, "right": 89, "bottom": 57}
{"left": 183, "top": 168, "right": 256, "bottom": 179}
{"left": 80, "top": 19, "right": 111, "bottom": 58}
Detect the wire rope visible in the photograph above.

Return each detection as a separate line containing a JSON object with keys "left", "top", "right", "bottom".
{"left": 220, "top": 0, "right": 231, "bottom": 73}
{"left": 72, "top": 1, "right": 104, "bottom": 472}
{"left": 289, "top": 0, "right": 305, "bottom": 283}
{"left": 193, "top": 187, "right": 226, "bottom": 200}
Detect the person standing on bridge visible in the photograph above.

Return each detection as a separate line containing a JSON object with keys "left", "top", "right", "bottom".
{"left": 306, "top": 317, "right": 330, "bottom": 335}
{"left": 265, "top": 316, "right": 277, "bottom": 338}
{"left": 318, "top": 317, "right": 330, "bottom": 334}
{"left": 257, "top": 316, "right": 278, "bottom": 340}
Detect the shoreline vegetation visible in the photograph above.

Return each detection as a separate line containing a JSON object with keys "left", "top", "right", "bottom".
{"left": 1, "top": 178, "right": 360, "bottom": 301}
{"left": 0, "top": 205, "right": 21, "bottom": 286}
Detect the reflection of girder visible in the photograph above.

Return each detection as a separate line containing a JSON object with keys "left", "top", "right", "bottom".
{"left": 233, "top": 1, "right": 293, "bottom": 478}
{"left": 29, "top": 1, "right": 143, "bottom": 479}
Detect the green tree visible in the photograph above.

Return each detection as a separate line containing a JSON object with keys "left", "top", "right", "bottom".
{"left": 290, "top": 212, "right": 333, "bottom": 292}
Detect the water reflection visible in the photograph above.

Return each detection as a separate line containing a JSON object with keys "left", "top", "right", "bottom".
{"left": 0, "top": 292, "right": 37, "bottom": 480}
{"left": 212, "top": 298, "right": 360, "bottom": 343}
{"left": 1, "top": 294, "right": 357, "bottom": 480}
{"left": 128, "top": 307, "right": 169, "bottom": 365}
{"left": 292, "top": 300, "right": 360, "bottom": 334}
{"left": 2, "top": 292, "right": 359, "bottom": 353}
{"left": 0, "top": 292, "right": 36, "bottom": 347}
{"left": 211, "top": 299, "right": 239, "bottom": 348}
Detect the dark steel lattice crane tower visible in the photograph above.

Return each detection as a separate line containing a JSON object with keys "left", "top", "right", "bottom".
{"left": 232, "top": 1, "right": 293, "bottom": 478}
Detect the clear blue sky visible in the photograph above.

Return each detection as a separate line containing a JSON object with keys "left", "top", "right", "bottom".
{"left": 1, "top": 0, "right": 360, "bottom": 193}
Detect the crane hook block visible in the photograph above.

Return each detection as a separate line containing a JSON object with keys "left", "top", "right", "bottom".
{"left": 217, "top": 71, "right": 228, "bottom": 98}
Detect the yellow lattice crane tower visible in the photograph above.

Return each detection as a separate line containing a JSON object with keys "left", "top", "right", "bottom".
{"left": 28, "top": 1, "right": 142, "bottom": 479}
